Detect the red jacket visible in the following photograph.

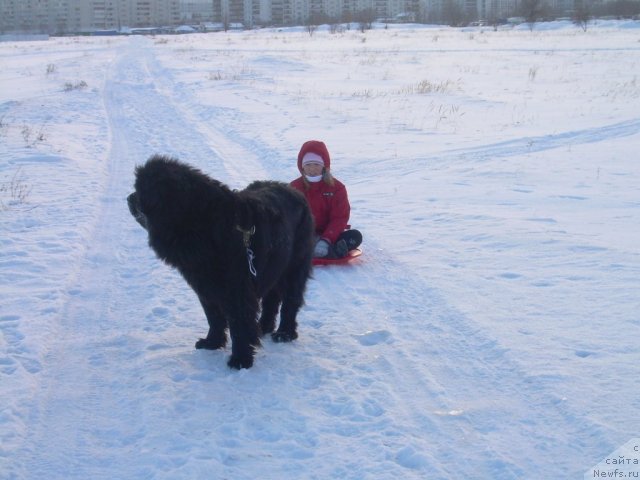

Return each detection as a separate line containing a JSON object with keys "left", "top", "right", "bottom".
{"left": 290, "top": 177, "right": 350, "bottom": 244}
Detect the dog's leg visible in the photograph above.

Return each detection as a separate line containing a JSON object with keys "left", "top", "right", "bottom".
{"left": 195, "top": 295, "right": 228, "bottom": 350}
{"left": 272, "top": 267, "right": 308, "bottom": 343}
{"left": 259, "top": 289, "right": 281, "bottom": 335}
{"left": 227, "top": 293, "right": 261, "bottom": 369}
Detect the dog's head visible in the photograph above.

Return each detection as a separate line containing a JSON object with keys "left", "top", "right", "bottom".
{"left": 128, "top": 154, "right": 233, "bottom": 236}
{"left": 129, "top": 155, "right": 200, "bottom": 230}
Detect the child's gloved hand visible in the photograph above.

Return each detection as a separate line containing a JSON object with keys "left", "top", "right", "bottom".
{"left": 313, "top": 239, "right": 330, "bottom": 258}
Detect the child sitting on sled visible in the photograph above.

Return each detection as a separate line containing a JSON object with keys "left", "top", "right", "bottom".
{"left": 290, "top": 140, "right": 362, "bottom": 259}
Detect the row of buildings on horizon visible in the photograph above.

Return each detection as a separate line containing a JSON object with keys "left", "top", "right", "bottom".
{"left": 0, "top": 0, "right": 637, "bottom": 35}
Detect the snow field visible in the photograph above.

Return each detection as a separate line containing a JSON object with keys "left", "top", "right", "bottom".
{"left": 1, "top": 22, "right": 639, "bottom": 479}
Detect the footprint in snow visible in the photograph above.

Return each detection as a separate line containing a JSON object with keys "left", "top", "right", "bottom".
{"left": 151, "top": 306, "right": 170, "bottom": 317}
{"left": 18, "top": 356, "right": 42, "bottom": 374}
{"left": 395, "top": 445, "right": 430, "bottom": 470}
{"left": 575, "top": 350, "right": 595, "bottom": 358}
{"left": 353, "top": 330, "right": 393, "bottom": 346}
{"left": 499, "top": 272, "right": 522, "bottom": 280}
{"left": 0, "top": 356, "right": 17, "bottom": 375}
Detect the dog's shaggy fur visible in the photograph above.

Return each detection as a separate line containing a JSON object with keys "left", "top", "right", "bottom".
{"left": 127, "top": 155, "right": 314, "bottom": 369}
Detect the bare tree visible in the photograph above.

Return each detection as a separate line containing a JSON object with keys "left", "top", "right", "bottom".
{"left": 519, "top": 0, "right": 547, "bottom": 30}
{"left": 355, "top": 8, "right": 376, "bottom": 32}
{"left": 485, "top": 1, "right": 502, "bottom": 30}
{"left": 573, "top": 0, "right": 591, "bottom": 31}
{"left": 307, "top": 22, "right": 318, "bottom": 36}
{"left": 306, "top": 12, "right": 326, "bottom": 36}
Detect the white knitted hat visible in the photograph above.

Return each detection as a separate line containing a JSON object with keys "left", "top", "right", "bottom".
{"left": 301, "top": 152, "right": 325, "bottom": 167}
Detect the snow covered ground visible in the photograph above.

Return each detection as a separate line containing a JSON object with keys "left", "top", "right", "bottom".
{"left": 1, "top": 21, "right": 639, "bottom": 479}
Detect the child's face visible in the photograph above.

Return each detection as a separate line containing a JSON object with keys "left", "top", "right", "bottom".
{"left": 303, "top": 162, "right": 324, "bottom": 176}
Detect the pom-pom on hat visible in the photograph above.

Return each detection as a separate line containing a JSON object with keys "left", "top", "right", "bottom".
{"left": 297, "top": 140, "right": 330, "bottom": 173}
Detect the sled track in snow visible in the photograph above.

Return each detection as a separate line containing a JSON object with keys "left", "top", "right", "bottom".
{"left": 365, "top": 116, "right": 640, "bottom": 174}
{"left": 443, "top": 117, "right": 640, "bottom": 162}
{"left": 308, "top": 248, "right": 610, "bottom": 478}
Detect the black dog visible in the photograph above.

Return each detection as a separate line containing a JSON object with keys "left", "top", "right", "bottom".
{"left": 127, "top": 155, "right": 314, "bottom": 369}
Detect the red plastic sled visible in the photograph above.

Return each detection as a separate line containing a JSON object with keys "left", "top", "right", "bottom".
{"left": 312, "top": 248, "right": 362, "bottom": 266}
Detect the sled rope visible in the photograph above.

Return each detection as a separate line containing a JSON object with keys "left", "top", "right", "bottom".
{"left": 236, "top": 225, "right": 257, "bottom": 278}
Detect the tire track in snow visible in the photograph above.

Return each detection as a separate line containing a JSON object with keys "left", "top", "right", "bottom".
{"left": 19, "top": 42, "right": 148, "bottom": 478}
{"left": 17, "top": 38, "right": 239, "bottom": 478}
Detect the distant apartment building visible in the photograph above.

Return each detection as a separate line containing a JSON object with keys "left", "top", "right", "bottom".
{"left": 212, "top": 0, "right": 422, "bottom": 25}
{"left": 0, "top": 0, "right": 601, "bottom": 34}
{"left": 0, "top": 0, "right": 180, "bottom": 34}
{"left": 180, "top": 0, "right": 215, "bottom": 21}
{"left": 200, "top": 0, "right": 514, "bottom": 26}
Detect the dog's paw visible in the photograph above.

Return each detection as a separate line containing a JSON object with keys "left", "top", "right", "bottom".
{"left": 227, "top": 354, "right": 254, "bottom": 370}
{"left": 195, "top": 337, "right": 226, "bottom": 350}
{"left": 259, "top": 320, "right": 276, "bottom": 335}
{"left": 271, "top": 331, "right": 298, "bottom": 343}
